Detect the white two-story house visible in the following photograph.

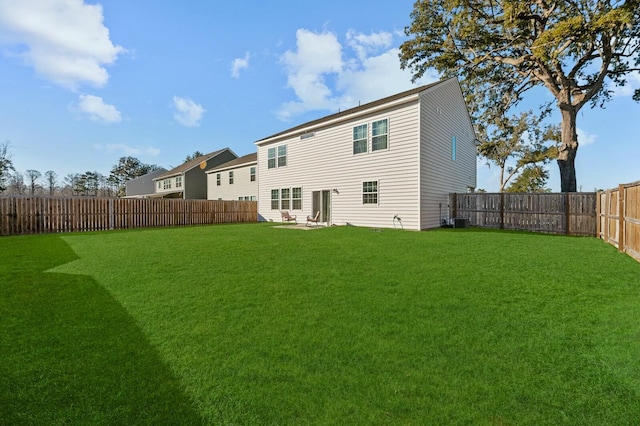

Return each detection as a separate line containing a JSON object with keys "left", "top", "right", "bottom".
{"left": 254, "top": 78, "right": 477, "bottom": 230}
{"left": 206, "top": 152, "right": 257, "bottom": 201}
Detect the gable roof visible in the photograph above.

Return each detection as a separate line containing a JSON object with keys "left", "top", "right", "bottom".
{"left": 255, "top": 78, "right": 450, "bottom": 145}
{"left": 155, "top": 148, "right": 236, "bottom": 179}
{"left": 205, "top": 152, "right": 257, "bottom": 174}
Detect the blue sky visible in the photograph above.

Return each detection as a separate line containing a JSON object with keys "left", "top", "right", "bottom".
{"left": 0, "top": 0, "right": 638, "bottom": 192}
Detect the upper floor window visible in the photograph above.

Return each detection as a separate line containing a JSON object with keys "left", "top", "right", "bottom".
{"left": 353, "top": 118, "right": 389, "bottom": 154}
{"left": 250, "top": 167, "right": 256, "bottom": 182}
{"left": 353, "top": 124, "right": 368, "bottom": 154}
{"left": 216, "top": 173, "right": 221, "bottom": 186}
{"left": 277, "top": 145, "right": 287, "bottom": 167}
{"left": 268, "top": 145, "right": 287, "bottom": 169}
{"left": 229, "top": 171, "right": 234, "bottom": 184}
{"left": 163, "top": 179, "right": 171, "bottom": 190}
{"left": 372, "top": 119, "right": 388, "bottom": 151}
{"left": 157, "top": 181, "right": 161, "bottom": 189}
{"left": 175, "top": 176, "right": 183, "bottom": 188}
{"left": 362, "top": 181, "right": 378, "bottom": 204}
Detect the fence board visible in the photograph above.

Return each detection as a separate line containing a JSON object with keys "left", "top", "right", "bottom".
{"left": 451, "top": 192, "right": 597, "bottom": 236}
{"left": 0, "top": 197, "right": 257, "bottom": 236}
{"left": 599, "top": 181, "right": 640, "bottom": 262}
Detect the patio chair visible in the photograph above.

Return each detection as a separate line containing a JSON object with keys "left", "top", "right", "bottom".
{"left": 281, "top": 210, "right": 297, "bottom": 224}
{"left": 306, "top": 211, "right": 320, "bottom": 227}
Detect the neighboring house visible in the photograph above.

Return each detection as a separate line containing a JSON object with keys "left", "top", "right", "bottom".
{"left": 205, "top": 152, "right": 257, "bottom": 201}
{"left": 124, "top": 168, "right": 168, "bottom": 198}
{"left": 152, "top": 149, "right": 237, "bottom": 199}
{"left": 254, "top": 77, "right": 478, "bottom": 230}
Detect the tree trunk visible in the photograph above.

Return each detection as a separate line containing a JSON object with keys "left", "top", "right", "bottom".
{"left": 557, "top": 108, "right": 579, "bottom": 192}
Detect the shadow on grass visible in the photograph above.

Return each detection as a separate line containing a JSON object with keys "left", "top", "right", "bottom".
{"left": 0, "top": 235, "right": 204, "bottom": 425}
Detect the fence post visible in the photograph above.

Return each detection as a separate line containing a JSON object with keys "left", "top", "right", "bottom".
{"left": 618, "top": 184, "right": 625, "bottom": 253}
{"left": 451, "top": 193, "right": 458, "bottom": 220}
{"left": 564, "top": 192, "right": 571, "bottom": 235}
{"left": 109, "top": 198, "right": 114, "bottom": 230}
{"left": 500, "top": 192, "right": 505, "bottom": 229}
{"left": 596, "top": 191, "right": 601, "bottom": 239}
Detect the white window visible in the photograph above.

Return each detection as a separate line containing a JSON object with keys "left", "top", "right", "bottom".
{"left": 268, "top": 145, "right": 287, "bottom": 169}
{"left": 281, "top": 188, "right": 290, "bottom": 210}
{"left": 363, "top": 181, "right": 378, "bottom": 204}
{"left": 268, "top": 148, "right": 276, "bottom": 169}
{"left": 372, "top": 119, "right": 388, "bottom": 151}
{"left": 229, "top": 171, "right": 234, "bottom": 184}
{"left": 216, "top": 173, "right": 221, "bottom": 186}
{"left": 277, "top": 145, "right": 287, "bottom": 167}
{"left": 271, "top": 189, "right": 279, "bottom": 210}
{"left": 250, "top": 167, "right": 256, "bottom": 182}
{"left": 292, "top": 187, "right": 302, "bottom": 210}
{"left": 157, "top": 181, "right": 161, "bottom": 189}
{"left": 175, "top": 176, "right": 182, "bottom": 188}
{"left": 353, "top": 124, "right": 368, "bottom": 154}
{"left": 163, "top": 179, "right": 171, "bottom": 190}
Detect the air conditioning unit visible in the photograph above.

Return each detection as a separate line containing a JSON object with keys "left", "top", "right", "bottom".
{"left": 454, "top": 218, "right": 470, "bottom": 228}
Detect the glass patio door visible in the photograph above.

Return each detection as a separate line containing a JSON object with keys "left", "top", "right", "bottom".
{"left": 312, "top": 190, "right": 331, "bottom": 224}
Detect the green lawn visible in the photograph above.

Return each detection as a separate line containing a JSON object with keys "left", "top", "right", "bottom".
{"left": 1, "top": 223, "right": 640, "bottom": 424}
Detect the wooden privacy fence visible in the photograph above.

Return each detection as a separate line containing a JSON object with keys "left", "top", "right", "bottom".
{"left": 0, "top": 197, "right": 257, "bottom": 236}
{"left": 598, "top": 181, "right": 640, "bottom": 262}
{"left": 450, "top": 192, "right": 597, "bottom": 236}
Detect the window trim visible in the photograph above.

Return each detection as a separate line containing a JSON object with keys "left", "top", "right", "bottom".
{"left": 352, "top": 118, "right": 389, "bottom": 155}
{"left": 216, "top": 173, "right": 221, "bottom": 186}
{"left": 229, "top": 170, "right": 234, "bottom": 185}
{"left": 362, "top": 180, "right": 379, "bottom": 205}
{"left": 267, "top": 145, "right": 287, "bottom": 169}
{"left": 250, "top": 166, "right": 256, "bottom": 182}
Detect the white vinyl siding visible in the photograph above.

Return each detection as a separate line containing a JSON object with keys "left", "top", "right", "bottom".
{"left": 419, "top": 79, "right": 477, "bottom": 229}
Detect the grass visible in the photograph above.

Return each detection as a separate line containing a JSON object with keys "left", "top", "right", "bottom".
{"left": 1, "top": 223, "right": 640, "bottom": 424}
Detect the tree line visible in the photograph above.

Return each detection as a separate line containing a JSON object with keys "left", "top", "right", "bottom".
{"left": 0, "top": 142, "right": 161, "bottom": 197}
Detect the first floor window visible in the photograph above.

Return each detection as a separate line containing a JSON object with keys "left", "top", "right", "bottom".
{"left": 292, "top": 187, "right": 302, "bottom": 210}
{"left": 363, "top": 181, "right": 378, "bottom": 204}
{"left": 271, "top": 189, "right": 279, "bottom": 210}
{"left": 281, "top": 188, "right": 290, "bottom": 210}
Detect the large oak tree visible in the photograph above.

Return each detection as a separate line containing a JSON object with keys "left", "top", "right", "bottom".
{"left": 400, "top": 0, "right": 640, "bottom": 192}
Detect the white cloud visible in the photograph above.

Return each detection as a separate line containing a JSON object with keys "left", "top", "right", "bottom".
{"left": 172, "top": 96, "right": 205, "bottom": 127}
{"left": 231, "top": 52, "right": 250, "bottom": 78}
{"left": 74, "top": 94, "right": 121, "bottom": 123}
{"left": 94, "top": 143, "right": 160, "bottom": 156}
{"left": 0, "top": 0, "right": 125, "bottom": 90}
{"left": 277, "top": 29, "right": 438, "bottom": 121}
{"left": 577, "top": 128, "right": 597, "bottom": 146}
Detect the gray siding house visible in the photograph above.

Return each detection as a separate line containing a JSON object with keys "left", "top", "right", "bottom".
{"left": 124, "top": 168, "right": 168, "bottom": 198}
{"left": 206, "top": 152, "right": 257, "bottom": 201}
{"left": 152, "top": 149, "right": 237, "bottom": 199}
{"left": 255, "top": 78, "right": 477, "bottom": 230}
